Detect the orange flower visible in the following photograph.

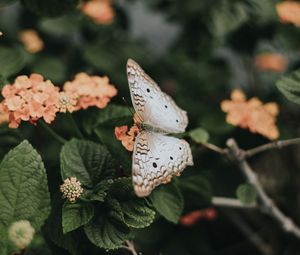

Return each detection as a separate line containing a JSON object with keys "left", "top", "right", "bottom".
{"left": 63, "top": 72, "right": 117, "bottom": 111}
{"left": 19, "top": 29, "right": 44, "bottom": 53}
{"left": 82, "top": 0, "right": 115, "bottom": 25}
{"left": 115, "top": 125, "right": 128, "bottom": 140}
{"left": 255, "top": 53, "right": 288, "bottom": 72}
{"left": 221, "top": 89, "right": 279, "bottom": 140}
{"left": 115, "top": 124, "right": 139, "bottom": 151}
{"left": 276, "top": 1, "right": 300, "bottom": 27}
{"left": 0, "top": 74, "right": 60, "bottom": 128}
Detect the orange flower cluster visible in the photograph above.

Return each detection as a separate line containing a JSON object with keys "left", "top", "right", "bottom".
{"left": 19, "top": 29, "right": 44, "bottom": 53}
{"left": 64, "top": 73, "right": 117, "bottom": 110}
{"left": 0, "top": 74, "right": 60, "bottom": 128}
{"left": 221, "top": 90, "right": 279, "bottom": 140}
{"left": 255, "top": 53, "right": 287, "bottom": 72}
{"left": 276, "top": 1, "right": 300, "bottom": 27}
{"left": 0, "top": 72, "right": 116, "bottom": 128}
{"left": 180, "top": 208, "right": 217, "bottom": 227}
{"left": 115, "top": 125, "right": 140, "bottom": 151}
{"left": 82, "top": 0, "right": 115, "bottom": 25}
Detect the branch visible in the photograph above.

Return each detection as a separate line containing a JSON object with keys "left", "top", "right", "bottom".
{"left": 123, "top": 240, "right": 139, "bottom": 255}
{"left": 225, "top": 210, "right": 273, "bottom": 255}
{"left": 212, "top": 197, "right": 257, "bottom": 209}
{"left": 226, "top": 138, "right": 300, "bottom": 239}
{"left": 244, "top": 138, "right": 300, "bottom": 158}
{"left": 202, "top": 143, "right": 228, "bottom": 155}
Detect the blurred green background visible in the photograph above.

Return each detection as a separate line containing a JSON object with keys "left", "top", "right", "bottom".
{"left": 1, "top": 0, "right": 300, "bottom": 254}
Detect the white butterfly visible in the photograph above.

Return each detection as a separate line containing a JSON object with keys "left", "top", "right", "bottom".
{"left": 127, "top": 59, "right": 194, "bottom": 197}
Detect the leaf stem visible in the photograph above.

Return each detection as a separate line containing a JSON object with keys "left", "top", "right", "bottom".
{"left": 67, "top": 113, "right": 84, "bottom": 139}
{"left": 39, "top": 120, "right": 66, "bottom": 144}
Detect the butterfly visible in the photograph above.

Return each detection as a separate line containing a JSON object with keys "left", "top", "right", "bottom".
{"left": 127, "top": 59, "right": 194, "bottom": 197}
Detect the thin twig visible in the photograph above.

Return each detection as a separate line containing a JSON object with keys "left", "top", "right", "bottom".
{"left": 225, "top": 210, "right": 273, "bottom": 255}
{"left": 202, "top": 143, "right": 228, "bottom": 155}
{"left": 226, "top": 138, "right": 300, "bottom": 239}
{"left": 123, "top": 240, "right": 139, "bottom": 255}
{"left": 212, "top": 197, "right": 257, "bottom": 209}
{"left": 244, "top": 138, "right": 300, "bottom": 158}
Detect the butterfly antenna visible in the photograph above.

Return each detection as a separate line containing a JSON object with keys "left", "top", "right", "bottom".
{"left": 122, "top": 97, "right": 143, "bottom": 123}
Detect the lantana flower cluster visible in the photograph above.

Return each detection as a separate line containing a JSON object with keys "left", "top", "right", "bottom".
{"left": 255, "top": 53, "right": 288, "bottom": 73}
{"left": 64, "top": 72, "right": 117, "bottom": 110}
{"left": 0, "top": 74, "right": 61, "bottom": 128}
{"left": 82, "top": 0, "right": 115, "bottom": 24}
{"left": 221, "top": 89, "right": 279, "bottom": 140}
{"left": 276, "top": 1, "right": 300, "bottom": 27}
{"left": 19, "top": 29, "right": 44, "bottom": 53}
{"left": 8, "top": 220, "right": 35, "bottom": 250}
{"left": 60, "top": 177, "right": 84, "bottom": 203}
{"left": 0, "top": 72, "right": 117, "bottom": 128}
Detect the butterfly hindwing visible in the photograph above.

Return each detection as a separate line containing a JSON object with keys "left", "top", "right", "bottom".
{"left": 132, "top": 130, "right": 193, "bottom": 197}
{"left": 127, "top": 59, "right": 188, "bottom": 134}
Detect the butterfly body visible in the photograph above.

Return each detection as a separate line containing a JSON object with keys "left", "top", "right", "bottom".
{"left": 127, "top": 59, "right": 193, "bottom": 197}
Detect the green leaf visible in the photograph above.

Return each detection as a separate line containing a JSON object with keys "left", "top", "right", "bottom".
{"left": 109, "top": 178, "right": 156, "bottom": 228}
{"left": 39, "top": 15, "right": 80, "bottom": 36}
{"left": 83, "top": 104, "right": 133, "bottom": 134}
{"left": 0, "top": 75, "right": 8, "bottom": 91}
{"left": 24, "top": 234, "right": 51, "bottom": 255}
{"left": 89, "top": 179, "right": 112, "bottom": 202}
{"left": 0, "top": 140, "right": 50, "bottom": 229}
{"left": 236, "top": 183, "right": 257, "bottom": 205}
{"left": 189, "top": 128, "right": 209, "bottom": 144}
{"left": 94, "top": 127, "right": 131, "bottom": 173}
{"left": 179, "top": 175, "right": 212, "bottom": 208}
{"left": 210, "top": 0, "right": 249, "bottom": 38}
{"left": 247, "top": 0, "right": 277, "bottom": 24}
{"left": 0, "top": 46, "right": 26, "bottom": 77}
{"left": 62, "top": 201, "right": 94, "bottom": 234}
{"left": 83, "top": 40, "right": 145, "bottom": 74}
{"left": 31, "top": 56, "right": 66, "bottom": 83}
{"left": 60, "top": 139, "right": 115, "bottom": 188}
{"left": 0, "top": 0, "right": 17, "bottom": 8}
{"left": 276, "top": 69, "right": 300, "bottom": 105}
{"left": 84, "top": 199, "right": 131, "bottom": 250}
{"left": 44, "top": 196, "right": 79, "bottom": 254}
{"left": 21, "top": 0, "right": 80, "bottom": 17}
{"left": 150, "top": 181, "right": 183, "bottom": 224}
{"left": 0, "top": 225, "right": 7, "bottom": 255}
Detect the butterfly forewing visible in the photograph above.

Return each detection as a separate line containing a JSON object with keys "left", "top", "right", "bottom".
{"left": 132, "top": 130, "right": 193, "bottom": 197}
{"left": 127, "top": 59, "right": 188, "bottom": 134}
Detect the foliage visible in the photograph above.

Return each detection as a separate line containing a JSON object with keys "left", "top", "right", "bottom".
{"left": 277, "top": 69, "right": 300, "bottom": 105}
{"left": 1, "top": 0, "right": 300, "bottom": 254}
{"left": 236, "top": 183, "right": 257, "bottom": 205}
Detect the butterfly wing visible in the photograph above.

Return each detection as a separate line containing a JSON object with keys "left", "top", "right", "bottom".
{"left": 132, "top": 130, "right": 193, "bottom": 197}
{"left": 127, "top": 59, "right": 188, "bottom": 133}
